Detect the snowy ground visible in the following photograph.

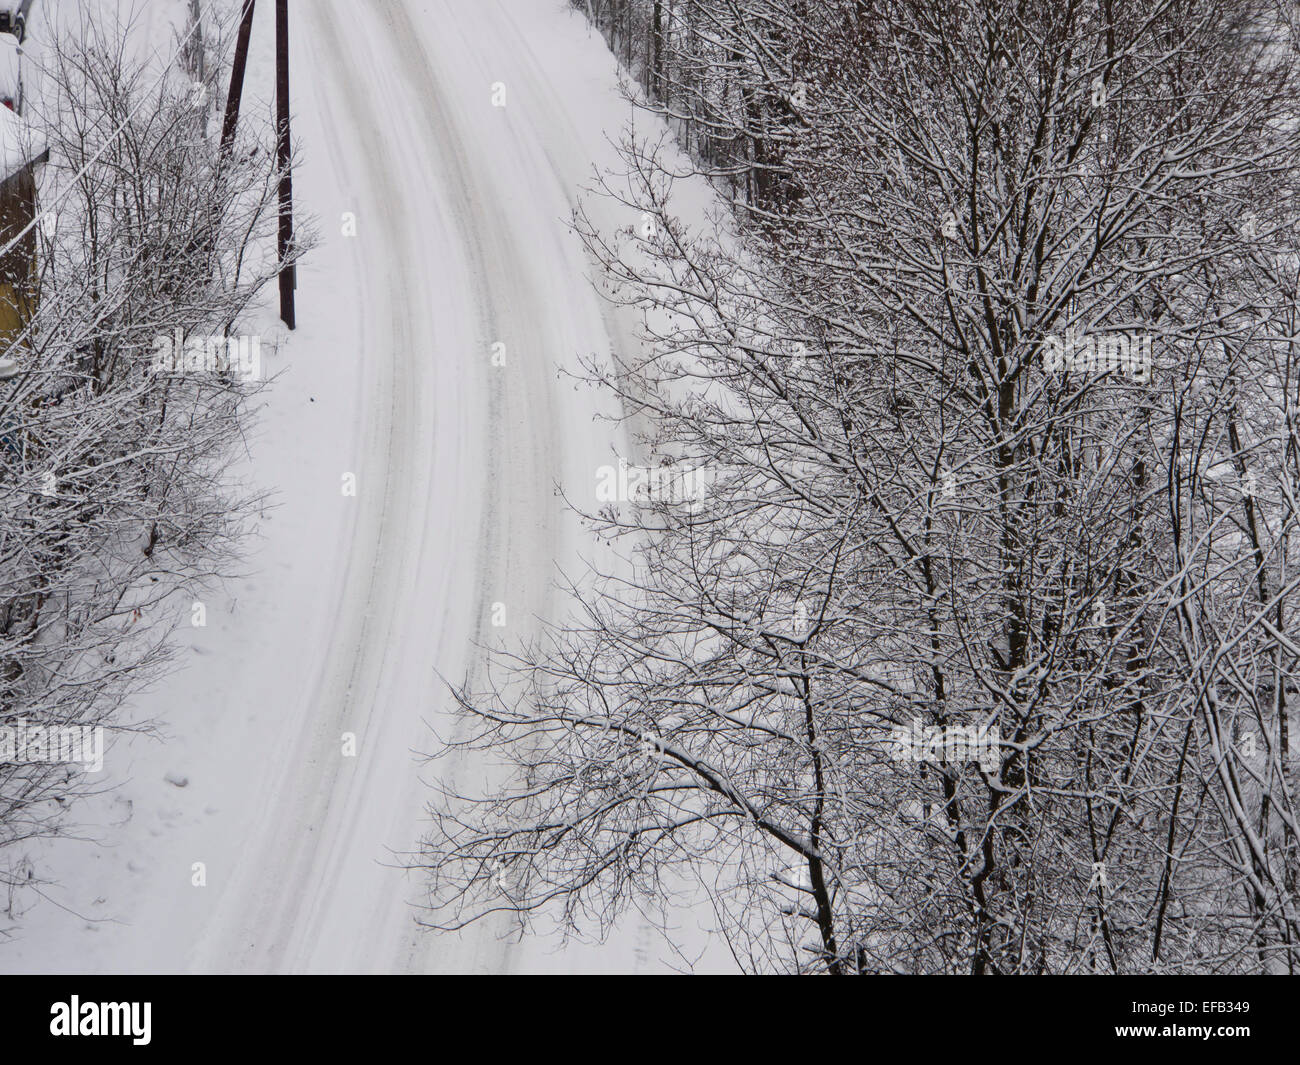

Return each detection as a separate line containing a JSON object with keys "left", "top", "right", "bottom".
{"left": 1, "top": 0, "right": 732, "bottom": 974}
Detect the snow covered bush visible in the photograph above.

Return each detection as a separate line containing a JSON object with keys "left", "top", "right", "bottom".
{"left": 0, "top": 12, "right": 302, "bottom": 912}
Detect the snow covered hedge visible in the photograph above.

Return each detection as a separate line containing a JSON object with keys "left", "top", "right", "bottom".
{"left": 0, "top": 11, "right": 302, "bottom": 908}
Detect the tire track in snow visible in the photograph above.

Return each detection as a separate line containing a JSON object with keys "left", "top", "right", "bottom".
{"left": 191, "top": 3, "right": 433, "bottom": 973}
{"left": 194, "top": 0, "right": 600, "bottom": 973}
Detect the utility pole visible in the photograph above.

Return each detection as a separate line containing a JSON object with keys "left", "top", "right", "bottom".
{"left": 220, "top": 0, "right": 256, "bottom": 159}
{"left": 276, "top": 0, "right": 295, "bottom": 329}
{"left": 651, "top": 0, "right": 663, "bottom": 99}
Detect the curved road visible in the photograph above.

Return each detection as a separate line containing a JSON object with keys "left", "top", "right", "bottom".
{"left": 0, "top": 0, "right": 653, "bottom": 976}
{"left": 191, "top": 0, "right": 634, "bottom": 973}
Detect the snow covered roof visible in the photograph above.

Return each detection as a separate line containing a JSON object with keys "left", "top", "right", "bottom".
{"left": 0, "top": 33, "right": 43, "bottom": 182}
{"left": 0, "top": 92, "right": 45, "bottom": 183}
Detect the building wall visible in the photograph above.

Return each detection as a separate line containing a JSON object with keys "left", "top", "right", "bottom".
{"left": 0, "top": 165, "right": 37, "bottom": 343}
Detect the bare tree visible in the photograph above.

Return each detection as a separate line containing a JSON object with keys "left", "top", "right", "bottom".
{"left": 423, "top": 0, "right": 1300, "bottom": 973}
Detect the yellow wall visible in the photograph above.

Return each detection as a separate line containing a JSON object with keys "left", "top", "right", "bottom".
{"left": 0, "top": 280, "right": 27, "bottom": 339}
{"left": 0, "top": 166, "right": 38, "bottom": 350}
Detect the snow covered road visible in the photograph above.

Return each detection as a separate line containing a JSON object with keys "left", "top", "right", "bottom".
{"left": 200, "top": 0, "right": 624, "bottom": 975}
{"left": 2, "top": 0, "right": 695, "bottom": 973}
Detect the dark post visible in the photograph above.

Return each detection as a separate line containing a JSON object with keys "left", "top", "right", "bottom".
{"left": 651, "top": 1, "right": 663, "bottom": 99}
{"left": 220, "top": 0, "right": 256, "bottom": 158}
{"left": 276, "top": 0, "right": 296, "bottom": 329}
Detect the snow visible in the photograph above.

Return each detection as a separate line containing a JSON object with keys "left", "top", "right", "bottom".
{"left": 0, "top": 34, "right": 16, "bottom": 104}
{"left": 1, "top": 0, "right": 733, "bottom": 973}
{"left": 0, "top": 105, "right": 45, "bottom": 179}
{"left": 0, "top": 34, "right": 39, "bottom": 168}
